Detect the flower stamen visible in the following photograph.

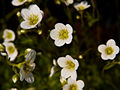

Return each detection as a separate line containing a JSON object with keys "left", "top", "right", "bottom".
{"left": 105, "top": 47, "right": 114, "bottom": 55}
{"left": 66, "top": 60, "right": 75, "bottom": 69}
{"left": 69, "top": 84, "right": 77, "bottom": 90}
{"left": 28, "top": 14, "right": 39, "bottom": 25}
{"left": 58, "top": 29, "right": 68, "bottom": 40}
{"left": 7, "top": 46, "right": 15, "bottom": 54}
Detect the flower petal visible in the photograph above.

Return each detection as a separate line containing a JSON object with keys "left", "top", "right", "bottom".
{"left": 49, "top": 66, "right": 55, "bottom": 78}
{"left": 21, "top": 9, "right": 31, "bottom": 20}
{"left": 73, "top": 59, "right": 79, "bottom": 70}
{"left": 55, "top": 23, "right": 66, "bottom": 30}
{"left": 20, "top": 21, "right": 36, "bottom": 29}
{"left": 66, "top": 55, "right": 74, "bottom": 60}
{"left": 50, "top": 29, "right": 58, "bottom": 40}
{"left": 29, "top": 4, "right": 43, "bottom": 15}
{"left": 107, "top": 39, "right": 116, "bottom": 46}
{"left": 57, "top": 57, "right": 67, "bottom": 68}
{"left": 112, "top": 46, "right": 119, "bottom": 54}
{"left": 65, "top": 35, "right": 73, "bottom": 44}
{"left": 68, "top": 77, "right": 76, "bottom": 84}
{"left": 66, "top": 24, "right": 73, "bottom": 34}
{"left": 108, "top": 54, "right": 116, "bottom": 60}
{"left": 70, "top": 71, "right": 77, "bottom": 80}
{"left": 98, "top": 44, "right": 106, "bottom": 53}
{"left": 25, "top": 49, "right": 36, "bottom": 63}
{"left": 20, "top": 65, "right": 25, "bottom": 81}
{"left": 101, "top": 54, "right": 108, "bottom": 60}
{"left": 61, "top": 68, "right": 71, "bottom": 79}
{"left": 63, "top": 84, "right": 69, "bottom": 90}
{"left": 77, "top": 80, "right": 85, "bottom": 89}
{"left": 54, "top": 39, "right": 65, "bottom": 47}
{"left": 25, "top": 72, "right": 34, "bottom": 83}
{"left": 12, "top": 0, "right": 27, "bottom": 6}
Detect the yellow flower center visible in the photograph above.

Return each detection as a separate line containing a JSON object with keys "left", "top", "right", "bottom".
{"left": 7, "top": 46, "right": 15, "bottom": 54}
{"left": 58, "top": 29, "right": 69, "bottom": 40}
{"left": 66, "top": 60, "right": 75, "bottom": 69}
{"left": 105, "top": 47, "right": 114, "bottom": 55}
{"left": 28, "top": 14, "right": 39, "bottom": 25}
{"left": 6, "top": 32, "right": 12, "bottom": 39}
{"left": 23, "top": 63, "right": 33, "bottom": 72}
{"left": 18, "top": 0, "right": 24, "bottom": 2}
{"left": 69, "top": 84, "right": 77, "bottom": 90}
{"left": 79, "top": 6, "right": 85, "bottom": 10}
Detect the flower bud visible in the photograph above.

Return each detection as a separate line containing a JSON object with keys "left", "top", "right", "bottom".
{"left": 38, "top": 30, "right": 42, "bottom": 35}
{"left": 0, "top": 44, "right": 4, "bottom": 52}
{"left": 12, "top": 74, "right": 18, "bottom": 83}
{"left": 60, "top": 77, "right": 67, "bottom": 86}
{"left": 16, "top": 11, "right": 21, "bottom": 17}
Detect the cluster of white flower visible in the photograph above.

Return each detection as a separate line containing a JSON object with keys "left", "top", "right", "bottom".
{"left": 10, "top": 0, "right": 90, "bottom": 88}
{"left": 2, "top": 0, "right": 119, "bottom": 90}
{"left": 49, "top": 55, "right": 85, "bottom": 90}
{"left": 0, "top": 29, "right": 18, "bottom": 61}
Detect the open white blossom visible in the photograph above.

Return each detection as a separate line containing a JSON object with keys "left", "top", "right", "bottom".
{"left": 20, "top": 49, "right": 36, "bottom": 83}
{"left": 74, "top": 1, "right": 90, "bottom": 11}
{"left": 3, "top": 29, "right": 15, "bottom": 42}
{"left": 50, "top": 23, "right": 73, "bottom": 47}
{"left": 63, "top": 77, "right": 84, "bottom": 90}
{"left": 3, "top": 42, "right": 18, "bottom": 61}
{"left": 63, "top": 0, "right": 74, "bottom": 6}
{"left": 20, "top": 4, "right": 44, "bottom": 29}
{"left": 11, "top": 0, "right": 27, "bottom": 6}
{"left": 57, "top": 55, "right": 79, "bottom": 80}
{"left": 98, "top": 39, "right": 119, "bottom": 60}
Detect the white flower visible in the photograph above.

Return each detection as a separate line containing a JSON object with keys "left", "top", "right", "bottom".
{"left": 57, "top": 55, "right": 79, "bottom": 80}
{"left": 10, "top": 88, "right": 17, "bottom": 90}
{"left": 3, "top": 29, "right": 15, "bottom": 42}
{"left": 20, "top": 49, "right": 36, "bottom": 83}
{"left": 63, "top": 77, "right": 84, "bottom": 90}
{"left": 74, "top": 1, "right": 90, "bottom": 11}
{"left": 63, "top": 0, "right": 74, "bottom": 6}
{"left": 49, "top": 59, "right": 57, "bottom": 78}
{"left": 3, "top": 42, "right": 18, "bottom": 61}
{"left": 98, "top": 39, "right": 119, "bottom": 60}
{"left": 11, "top": 0, "right": 27, "bottom": 6}
{"left": 20, "top": 4, "right": 44, "bottom": 29}
{"left": 50, "top": 23, "right": 73, "bottom": 47}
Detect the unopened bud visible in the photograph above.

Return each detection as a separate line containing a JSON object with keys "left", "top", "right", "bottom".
{"left": 76, "top": 15, "right": 80, "bottom": 19}
{"left": 60, "top": 77, "right": 67, "bottom": 86}
{"left": 25, "top": 48, "right": 32, "bottom": 57}
{"left": 16, "top": 11, "right": 21, "bottom": 17}
{"left": 38, "top": 30, "right": 42, "bottom": 35}
{"left": 12, "top": 75, "right": 18, "bottom": 83}
{"left": 78, "top": 55, "right": 83, "bottom": 59}
{"left": 20, "top": 30, "right": 26, "bottom": 33}
{"left": 0, "top": 44, "right": 4, "bottom": 52}
{"left": 56, "top": 0, "right": 61, "bottom": 5}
